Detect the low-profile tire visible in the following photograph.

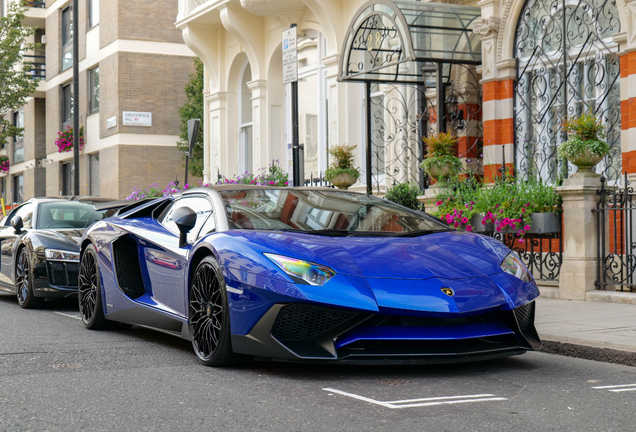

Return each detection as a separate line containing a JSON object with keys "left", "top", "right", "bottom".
{"left": 78, "top": 244, "right": 108, "bottom": 330}
{"left": 16, "top": 247, "right": 43, "bottom": 309}
{"left": 189, "top": 256, "right": 242, "bottom": 367}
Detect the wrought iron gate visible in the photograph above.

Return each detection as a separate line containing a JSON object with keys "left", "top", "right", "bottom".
{"left": 514, "top": 0, "right": 622, "bottom": 182}
{"left": 595, "top": 174, "right": 636, "bottom": 292}
{"left": 366, "top": 64, "right": 483, "bottom": 193}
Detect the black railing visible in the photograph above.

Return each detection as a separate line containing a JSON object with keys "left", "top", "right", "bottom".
{"left": 24, "top": 55, "right": 45, "bottom": 80}
{"left": 595, "top": 173, "right": 636, "bottom": 292}
{"left": 25, "top": 1, "right": 45, "bottom": 8}
{"left": 304, "top": 172, "right": 333, "bottom": 188}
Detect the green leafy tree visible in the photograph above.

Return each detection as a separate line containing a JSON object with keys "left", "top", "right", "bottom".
{"left": 0, "top": 1, "right": 39, "bottom": 146}
{"left": 178, "top": 58, "right": 204, "bottom": 178}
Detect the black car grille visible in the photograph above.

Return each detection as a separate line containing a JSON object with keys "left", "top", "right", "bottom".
{"left": 48, "top": 262, "right": 80, "bottom": 287}
{"left": 272, "top": 304, "right": 358, "bottom": 342}
{"left": 514, "top": 301, "right": 534, "bottom": 332}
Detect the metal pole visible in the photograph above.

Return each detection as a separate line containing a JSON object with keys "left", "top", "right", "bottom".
{"left": 184, "top": 154, "right": 189, "bottom": 186}
{"left": 72, "top": 0, "right": 79, "bottom": 196}
{"left": 365, "top": 82, "right": 372, "bottom": 194}
{"left": 290, "top": 24, "right": 300, "bottom": 187}
{"left": 436, "top": 62, "right": 446, "bottom": 135}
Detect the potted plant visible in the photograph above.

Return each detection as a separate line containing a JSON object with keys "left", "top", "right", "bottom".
{"left": 420, "top": 132, "right": 462, "bottom": 183}
{"left": 55, "top": 126, "right": 85, "bottom": 153}
{"left": 0, "top": 155, "right": 10, "bottom": 173}
{"left": 557, "top": 113, "right": 609, "bottom": 177}
{"left": 324, "top": 144, "right": 360, "bottom": 190}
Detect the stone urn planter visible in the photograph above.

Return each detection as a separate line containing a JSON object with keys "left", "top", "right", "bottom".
{"left": 427, "top": 163, "right": 459, "bottom": 183}
{"left": 568, "top": 149, "right": 605, "bottom": 178}
{"left": 329, "top": 172, "right": 357, "bottom": 190}
{"left": 470, "top": 213, "right": 494, "bottom": 233}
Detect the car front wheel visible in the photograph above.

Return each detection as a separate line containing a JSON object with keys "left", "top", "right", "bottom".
{"left": 189, "top": 256, "right": 242, "bottom": 367}
{"left": 78, "top": 244, "right": 108, "bottom": 329}
{"left": 16, "top": 248, "right": 42, "bottom": 309}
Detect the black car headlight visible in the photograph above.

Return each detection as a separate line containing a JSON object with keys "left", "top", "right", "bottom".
{"left": 501, "top": 252, "right": 532, "bottom": 283}
{"left": 264, "top": 253, "right": 335, "bottom": 286}
{"left": 45, "top": 248, "right": 80, "bottom": 262}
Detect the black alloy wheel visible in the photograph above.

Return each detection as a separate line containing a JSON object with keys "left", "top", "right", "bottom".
{"left": 78, "top": 244, "right": 107, "bottom": 329}
{"left": 16, "top": 248, "right": 42, "bottom": 309}
{"left": 189, "top": 257, "right": 242, "bottom": 367}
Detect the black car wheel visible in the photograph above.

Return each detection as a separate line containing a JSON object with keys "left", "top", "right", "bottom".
{"left": 16, "top": 248, "right": 42, "bottom": 309}
{"left": 189, "top": 257, "right": 242, "bottom": 367}
{"left": 78, "top": 244, "right": 108, "bottom": 329}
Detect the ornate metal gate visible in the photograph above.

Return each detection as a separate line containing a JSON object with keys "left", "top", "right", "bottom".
{"left": 514, "top": 0, "right": 622, "bottom": 182}
{"left": 366, "top": 64, "right": 483, "bottom": 193}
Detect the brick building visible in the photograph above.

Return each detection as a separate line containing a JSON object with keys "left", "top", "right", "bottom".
{"left": 1, "top": 0, "right": 196, "bottom": 202}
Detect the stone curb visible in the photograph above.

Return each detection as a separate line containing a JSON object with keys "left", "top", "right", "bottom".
{"left": 538, "top": 335, "right": 636, "bottom": 368}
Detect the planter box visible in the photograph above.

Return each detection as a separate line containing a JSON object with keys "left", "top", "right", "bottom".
{"left": 527, "top": 212, "right": 560, "bottom": 234}
{"left": 471, "top": 214, "right": 494, "bottom": 233}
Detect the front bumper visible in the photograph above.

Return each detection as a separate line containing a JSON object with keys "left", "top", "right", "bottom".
{"left": 231, "top": 301, "right": 540, "bottom": 364}
{"left": 32, "top": 259, "right": 80, "bottom": 298}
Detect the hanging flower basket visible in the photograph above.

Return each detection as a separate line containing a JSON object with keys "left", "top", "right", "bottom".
{"left": 0, "top": 155, "right": 9, "bottom": 173}
{"left": 55, "top": 126, "right": 85, "bottom": 153}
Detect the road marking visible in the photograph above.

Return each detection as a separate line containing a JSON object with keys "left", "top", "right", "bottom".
{"left": 54, "top": 311, "right": 82, "bottom": 320}
{"left": 322, "top": 388, "right": 507, "bottom": 409}
{"left": 610, "top": 388, "right": 636, "bottom": 393}
{"left": 592, "top": 384, "right": 636, "bottom": 390}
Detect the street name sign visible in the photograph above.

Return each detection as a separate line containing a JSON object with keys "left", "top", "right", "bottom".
{"left": 123, "top": 111, "right": 152, "bottom": 127}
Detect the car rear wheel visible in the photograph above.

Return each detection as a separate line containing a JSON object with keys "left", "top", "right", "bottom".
{"left": 16, "top": 248, "right": 43, "bottom": 309}
{"left": 78, "top": 244, "right": 108, "bottom": 330}
{"left": 189, "top": 257, "right": 242, "bottom": 367}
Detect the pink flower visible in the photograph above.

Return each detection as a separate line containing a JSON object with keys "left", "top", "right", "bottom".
{"left": 436, "top": 200, "right": 442, "bottom": 206}
{"left": 461, "top": 217, "right": 468, "bottom": 224}
{"left": 466, "top": 225, "right": 473, "bottom": 232}
{"left": 524, "top": 225, "right": 530, "bottom": 230}
{"left": 519, "top": 239, "right": 525, "bottom": 243}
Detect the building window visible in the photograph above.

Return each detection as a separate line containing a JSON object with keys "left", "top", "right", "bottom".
{"left": 89, "top": 66, "right": 99, "bottom": 113}
{"left": 89, "top": 153, "right": 99, "bottom": 196}
{"left": 13, "top": 109, "right": 24, "bottom": 163}
{"left": 13, "top": 174, "right": 23, "bottom": 204}
{"left": 61, "top": 5, "right": 73, "bottom": 71}
{"left": 88, "top": 0, "right": 99, "bottom": 28}
{"left": 286, "top": 31, "right": 328, "bottom": 180}
{"left": 62, "top": 162, "right": 72, "bottom": 196}
{"left": 61, "top": 83, "right": 73, "bottom": 131}
{"left": 239, "top": 62, "right": 253, "bottom": 173}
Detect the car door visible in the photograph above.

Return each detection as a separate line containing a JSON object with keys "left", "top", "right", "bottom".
{"left": 135, "top": 195, "right": 213, "bottom": 317}
{"left": 0, "top": 202, "right": 34, "bottom": 283}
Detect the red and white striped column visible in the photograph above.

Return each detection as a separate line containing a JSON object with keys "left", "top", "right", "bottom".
{"left": 482, "top": 79, "right": 514, "bottom": 182}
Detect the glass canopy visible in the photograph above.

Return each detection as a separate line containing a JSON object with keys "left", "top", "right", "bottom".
{"left": 339, "top": 0, "right": 482, "bottom": 84}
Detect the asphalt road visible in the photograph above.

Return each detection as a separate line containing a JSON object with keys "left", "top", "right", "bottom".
{"left": 1, "top": 294, "right": 636, "bottom": 432}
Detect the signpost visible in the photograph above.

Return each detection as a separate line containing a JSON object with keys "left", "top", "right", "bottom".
{"left": 282, "top": 25, "right": 301, "bottom": 187}
{"left": 185, "top": 119, "right": 200, "bottom": 186}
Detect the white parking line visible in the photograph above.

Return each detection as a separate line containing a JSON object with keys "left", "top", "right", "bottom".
{"left": 54, "top": 311, "right": 82, "bottom": 320}
{"left": 323, "top": 388, "right": 507, "bottom": 409}
{"left": 592, "top": 384, "right": 636, "bottom": 390}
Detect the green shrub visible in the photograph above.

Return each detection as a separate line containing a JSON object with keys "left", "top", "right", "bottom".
{"left": 384, "top": 183, "right": 423, "bottom": 211}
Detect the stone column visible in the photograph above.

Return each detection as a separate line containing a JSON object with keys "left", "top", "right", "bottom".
{"left": 207, "top": 91, "right": 227, "bottom": 181}
{"left": 248, "top": 79, "right": 268, "bottom": 172}
{"left": 556, "top": 175, "right": 602, "bottom": 300}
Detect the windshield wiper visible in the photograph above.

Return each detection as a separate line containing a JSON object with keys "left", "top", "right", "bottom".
{"left": 392, "top": 229, "right": 452, "bottom": 237}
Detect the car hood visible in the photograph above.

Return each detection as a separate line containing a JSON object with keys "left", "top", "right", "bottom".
{"left": 222, "top": 230, "right": 504, "bottom": 280}
{"left": 36, "top": 229, "right": 84, "bottom": 251}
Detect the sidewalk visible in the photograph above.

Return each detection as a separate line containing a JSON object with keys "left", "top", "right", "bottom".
{"left": 535, "top": 297, "right": 636, "bottom": 366}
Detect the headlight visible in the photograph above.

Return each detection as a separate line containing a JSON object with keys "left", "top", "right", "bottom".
{"left": 45, "top": 248, "right": 80, "bottom": 262}
{"left": 264, "top": 253, "right": 335, "bottom": 286}
{"left": 501, "top": 252, "right": 532, "bottom": 282}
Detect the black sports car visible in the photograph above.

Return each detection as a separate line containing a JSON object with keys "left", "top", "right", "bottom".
{"left": 0, "top": 197, "right": 114, "bottom": 308}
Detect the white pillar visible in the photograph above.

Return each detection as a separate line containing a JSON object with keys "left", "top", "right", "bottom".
{"left": 248, "top": 79, "right": 268, "bottom": 171}
{"left": 208, "top": 91, "right": 227, "bottom": 181}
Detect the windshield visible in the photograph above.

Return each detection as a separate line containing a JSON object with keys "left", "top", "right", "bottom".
{"left": 37, "top": 201, "right": 111, "bottom": 229}
{"left": 219, "top": 189, "right": 448, "bottom": 234}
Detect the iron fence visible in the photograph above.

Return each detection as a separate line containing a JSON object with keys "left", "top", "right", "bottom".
{"left": 595, "top": 173, "right": 636, "bottom": 292}
{"left": 491, "top": 231, "right": 562, "bottom": 282}
{"left": 24, "top": 55, "right": 45, "bottom": 80}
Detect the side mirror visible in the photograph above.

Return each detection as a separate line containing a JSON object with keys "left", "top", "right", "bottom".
{"left": 11, "top": 216, "right": 23, "bottom": 234}
{"left": 172, "top": 206, "right": 197, "bottom": 248}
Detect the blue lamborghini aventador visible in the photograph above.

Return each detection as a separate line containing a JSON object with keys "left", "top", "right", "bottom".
{"left": 78, "top": 186, "right": 540, "bottom": 366}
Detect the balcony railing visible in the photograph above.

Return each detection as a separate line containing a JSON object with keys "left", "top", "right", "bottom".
{"left": 25, "top": 1, "right": 45, "bottom": 8}
{"left": 23, "top": 55, "right": 45, "bottom": 80}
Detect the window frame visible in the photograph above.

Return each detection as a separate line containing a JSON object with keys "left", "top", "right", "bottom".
{"left": 61, "top": 83, "right": 73, "bottom": 131}
{"left": 88, "top": 66, "right": 99, "bottom": 113}
{"left": 12, "top": 174, "right": 24, "bottom": 204}
{"left": 13, "top": 109, "right": 24, "bottom": 163}
{"left": 61, "top": 162, "right": 72, "bottom": 196}
{"left": 238, "top": 61, "right": 253, "bottom": 174}
{"left": 61, "top": 5, "right": 73, "bottom": 71}
{"left": 88, "top": 0, "right": 99, "bottom": 29}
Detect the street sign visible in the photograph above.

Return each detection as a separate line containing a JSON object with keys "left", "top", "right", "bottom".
{"left": 187, "top": 119, "right": 200, "bottom": 157}
{"left": 282, "top": 27, "right": 297, "bottom": 84}
{"left": 123, "top": 111, "right": 152, "bottom": 127}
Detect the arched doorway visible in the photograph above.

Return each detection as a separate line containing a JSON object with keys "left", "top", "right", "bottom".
{"left": 513, "top": 0, "right": 622, "bottom": 182}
